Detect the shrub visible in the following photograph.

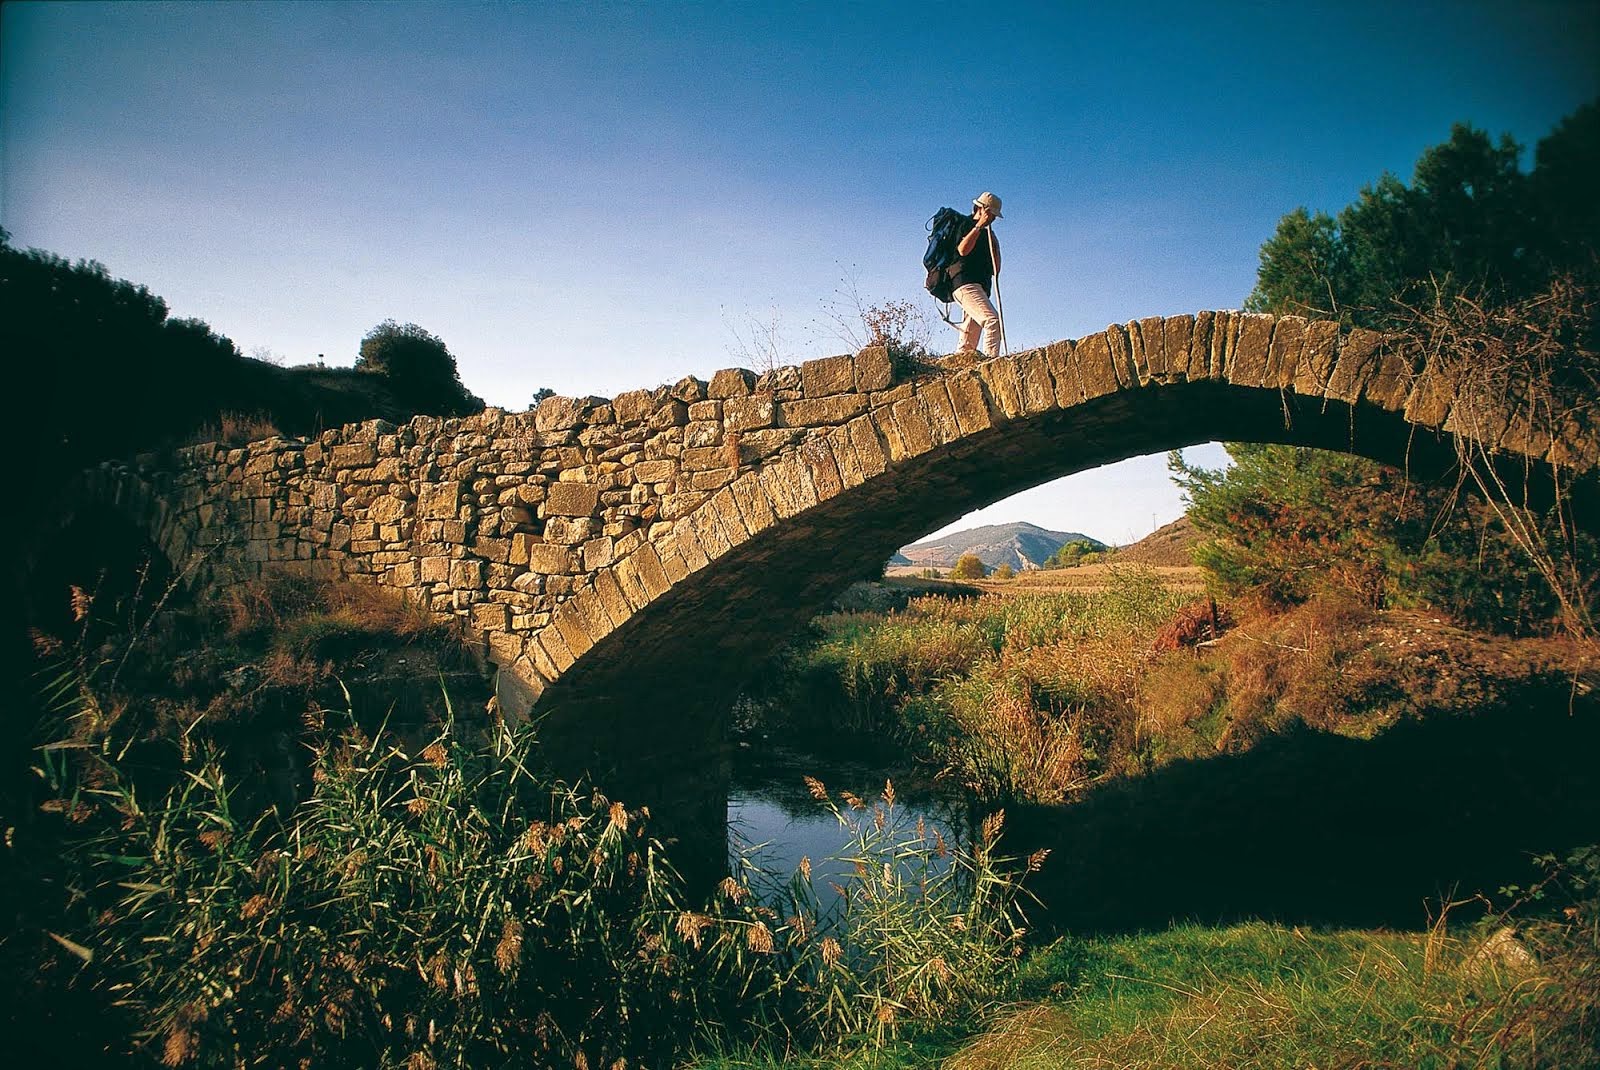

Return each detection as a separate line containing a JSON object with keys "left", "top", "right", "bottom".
{"left": 49, "top": 714, "right": 744, "bottom": 1069}
{"left": 355, "top": 319, "right": 482, "bottom": 416}
{"left": 992, "top": 564, "right": 1016, "bottom": 580}
{"left": 949, "top": 554, "right": 989, "bottom": 580}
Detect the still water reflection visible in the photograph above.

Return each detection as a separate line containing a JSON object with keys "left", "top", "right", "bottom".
{"left": 725, "top": 744, "right": 972, "bottom": 908}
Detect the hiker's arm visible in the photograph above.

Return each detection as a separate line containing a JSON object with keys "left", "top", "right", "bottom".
{"left": 992, "top": 233, "right": 1000, "bottom": 276}
{"left": 957, "top": 223, "right": 985, "bottom": 257}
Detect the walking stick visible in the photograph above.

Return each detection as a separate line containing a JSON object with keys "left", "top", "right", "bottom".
{"left": 987, "top": 227, "right": 1007, "bottom": 356}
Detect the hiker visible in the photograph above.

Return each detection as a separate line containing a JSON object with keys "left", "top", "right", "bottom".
{"left": 950, "top": 191, "right": 1003, "bottom": 357}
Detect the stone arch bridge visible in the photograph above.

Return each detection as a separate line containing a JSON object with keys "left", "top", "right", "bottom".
{"left": 80, "top": 311, "right": 1597, "bottom": 772}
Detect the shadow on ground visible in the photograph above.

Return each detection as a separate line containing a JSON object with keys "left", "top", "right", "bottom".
{"left": 1013, "top": 683, "right": 1600, "bottom": 935}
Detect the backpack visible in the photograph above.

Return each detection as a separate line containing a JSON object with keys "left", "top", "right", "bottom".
{"left": 923, "top": 207, "right": 966, "bottom": 303}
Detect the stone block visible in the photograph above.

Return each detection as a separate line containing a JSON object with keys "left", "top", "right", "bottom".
{"left": 1104, "top": 323, "right": 1136, "bottom": 389}
{"left": 420, "top": 555, "right": 450, "bottom": 584}
{"left": 846, "top": 415, "right": 889, "bottom": 476}
{"left": 450, "top": 558, "right": 485, "bottom": 589}
{"left": 975, "top": 356, "right": 1026, "bottom": 419}
{"left": 708, "top": 367, "right": 757, "bottom": 399}
{"left": 418, "top": 481, "right": 461, "bottom": 519}
{"left": 612, "top": 389, "right": 655, "bottom": 424}
{"left": 1208, "top": 311, "right": 1239, "bottom": 381}
{"left": 870, "top": 405, "right": 910, "bottom": 463}
{"left": 611, "top": 555, "right": 650, "bottom": 609}
{"left": 854, "top": 346, "right": 893, "bottom": 391}
{"left": 756, "top": 453, "right": 813, "bottom": 518}
{"left": 592, "top": 571, "right": 633, "bottom": 627}
{"left": 553, "top": 601, "right": 595, "bottom": 657}
{"left": 369, "top": 495, "right": 408, "bottom": 524}
{"left": 1364, "top": 339, "right": 1419, "bottom": 412}
{"left": 545, "top": 482, "right": 600, "bottom": 517}
{"left": 944, "top": 371, "right": 993, "bottom": 434}
{"left": 1324, "top": 327, "right": 1384, "bottom": 405}
{"left": 916, "top": 381, "right": 963, "bottom": 444}
{"left": 728, "top": 471, "right": 777, "bottom": 532}
{"left": 1071, "top": 331, "right": 1119, "bottom": 400}
{"left": 538, "top": 627, "right": 577, "bottom": 672}
{"left": 723, "top": 394, "right": 777, "bottom": 432}
{"left": 472, "top": 602, "right": 510, "bottom": 633}
{"left": 710, "top": 486, "right": 753, "bottom": 544}
{"left": 526, "top": 543, "right": 574, "bottom": 574}
{"left": 632, "top": 544, "right": 673, "bottom": 597}
{"left": 1137, "top": 316, "right": 1169, "bottom": 381}
{"left": 1014, "top": 349, "right": 1056, "bottom": 413}
{"left": 801, "top": 353, "right": 856, "bottom": 397}
{"left": 826, "top": 425, "right": 867, "bottom": 487}
{"left": 891, "top": 395, "right": 935, "bottom": 456}
{"left": 684, "top": 420, "right": 723, "bottom": 448}
{"left": 534, "top": 396, "right": 590, "bottom": 432}
{"left": 1294, "top": 319, "right": 1340, "bottom": 395}
{"left": 649, "top": 400, "right": 689, "bottom": 430}
{"left": 681, "top": 446, "right": 726, "bottom": 470}
{"left": 581, "top": 535, "right": 615, "bottom": 569}
{"left": 1263, "top": 315, "right": 1307, "bottom": 389}
{"left": 670, "top": 375, "right": 707, "bottom": 403}
{"left": 778, "top": 394, "right": 868, "bottom": 427}
{"left": 799, "top": 438, "right": 844, "bottom": 500}
{"left": 1227, "top": 313, "right": 1276, "bottom": 387}
{"left": 1403, "top": 364, "right": 1457, "bottom": 428}
{"left": 659, "top": 491, "right": 708, "bottom": 519}
{"left": 331, "top": 442, "right": 377, "bottom": 468}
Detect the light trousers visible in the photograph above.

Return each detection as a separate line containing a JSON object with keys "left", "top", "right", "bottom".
{"left": 952, "top": 282, "right": 1001, "bottom": 357}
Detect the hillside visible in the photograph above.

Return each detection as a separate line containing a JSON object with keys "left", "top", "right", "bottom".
{"left": 1113, "top": 515, "right": 1200, "bottom": 566}
{"left": 892, "top": 522, "right": 1103, "bottom": 571}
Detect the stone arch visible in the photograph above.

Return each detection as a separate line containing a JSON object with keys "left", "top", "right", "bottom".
{"left": 509, "top": 312, "right": 1594, "bottom": 768}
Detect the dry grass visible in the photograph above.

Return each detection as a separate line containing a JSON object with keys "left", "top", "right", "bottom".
{"left": 216, "top": 573, "right": 444, "bottom": 651}
{"left": 185, "top": 410, "right": 283, "bottom": 447}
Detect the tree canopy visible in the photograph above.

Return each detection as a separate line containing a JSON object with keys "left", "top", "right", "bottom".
{"left": 355, "top": 320, "right": 482, "bottom": 415}
{"left": 1246, "top": 101, "right": 1599, "bottom": 329}
{"left": 1184, "top": 102, "right": 1600, "bottom": 636}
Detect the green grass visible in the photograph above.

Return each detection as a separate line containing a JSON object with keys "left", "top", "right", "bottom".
{"left": 688, "top": 906, "right": 1600, "bottom": 1070}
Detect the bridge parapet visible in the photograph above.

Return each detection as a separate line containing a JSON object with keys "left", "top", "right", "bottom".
{"left": 82, "top": 311, "right": 1596, "bottom": 722}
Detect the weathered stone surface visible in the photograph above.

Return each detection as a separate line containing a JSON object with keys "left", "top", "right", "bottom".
{"left": 778, "top": 395, "right": 868, "bottom": 427}
{"left": 1015, "top": 350, "right": 1056, "bottom": 413}
{"left": 1228, "top": 313, "right": 1276, "bottom": 387}
{"left": 1263, "top": 315, "right": 1307, "bottom": 389}
{"left": 841, "top": 415, "right": 887, "bottom": 478}
{"left": 916, "top": 381, "right": 962, "bottom": 444}
{"left": 723, "top": 394, "right": 777, "bottom": 432}
{"left": 944, "top": 371, "right": 993, "bottom": 434}
{"left": 526, "top": 543, "right": 574, "bottom": 575}
{"left": 331, "top": 442, "right": 377, "bottom": 468}
{"left": 1067, "top": 332, "right": 1117, "bottom": 400}
{"left": 975, "top": 356, "right": 1025, "bottom": 419}
{"left": 1105, "top": 324, "right": 1136, "bottom": 389}
{"left": 708, "top": 367, "right": 757, "bottom": 399}
{"left": 1324, "top": 328, "right": 1384, "bottom": 405}
{"left": 612, "top": 389, "right": 655, "bottom": 424}
{"left": 1294, "top": 319, "right": 1341, "bottom": 395}
{"left": 801, "top": 354, "right": 855, "bottom": 397}
{"left": 545, "top": 482, "right": 600, "bottom": 517}
{"left": 535, "top": 396, "right": 593, "bottom": 432}
{"left": 418, "top": 481, "right": 462, "bottom": 519}
{"left": 854, "top": 346, "right": 893, "bottom": 392}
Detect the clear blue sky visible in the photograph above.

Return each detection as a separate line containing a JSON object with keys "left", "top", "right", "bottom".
{"left": 4, "top": 1, "right": 1596, "bottom": 544}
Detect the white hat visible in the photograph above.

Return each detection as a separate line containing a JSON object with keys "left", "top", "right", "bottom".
{"left": 973, "top": 191, "right": 1003, "bottom": 218}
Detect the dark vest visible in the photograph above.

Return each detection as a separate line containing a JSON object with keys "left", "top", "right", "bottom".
{"left": 950, "top": 217, "right": 995, "bottom": 294}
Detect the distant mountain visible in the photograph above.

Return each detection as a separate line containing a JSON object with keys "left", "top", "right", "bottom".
{"left": 891, "top": 522, "right": 1105, "bottom": 571}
